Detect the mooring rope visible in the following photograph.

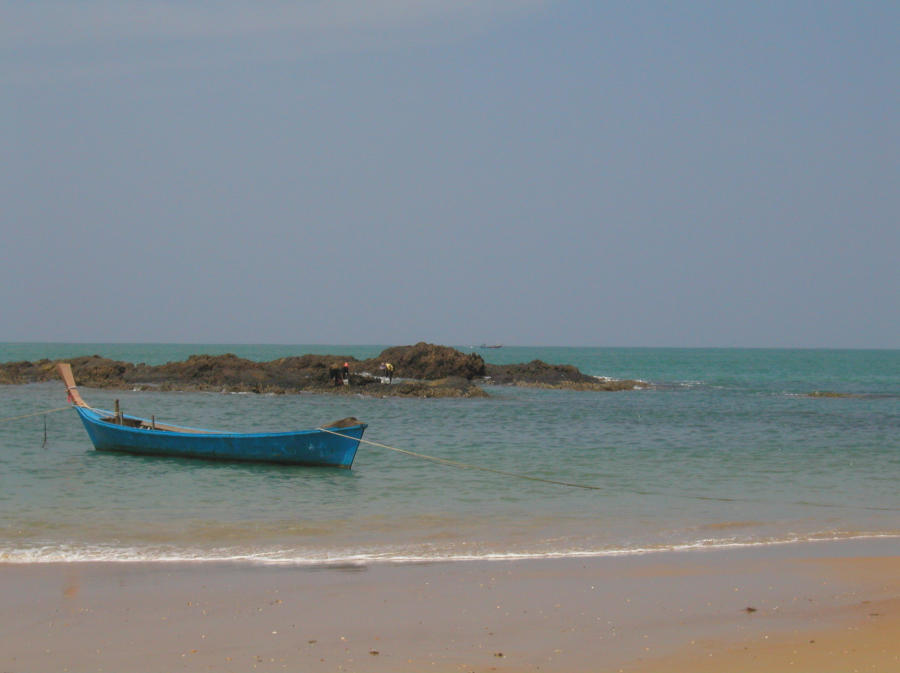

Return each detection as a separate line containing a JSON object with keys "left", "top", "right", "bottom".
{"left": 319, "top": 428, "right": 900, "bottom": 512}
{"left": 0, "top": 406, "right": 71, "bottom": 425}
{"left": 319, "top": 427, "right": 608, "bottom": 490}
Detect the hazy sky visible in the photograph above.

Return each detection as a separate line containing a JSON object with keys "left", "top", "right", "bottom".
{"left": 3, "top": 1, "right": 898, "bottom": 347}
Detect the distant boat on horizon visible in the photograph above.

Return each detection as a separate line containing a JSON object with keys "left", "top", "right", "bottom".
{"left": 479, "top": 344, "right": 503, "bottom": 349}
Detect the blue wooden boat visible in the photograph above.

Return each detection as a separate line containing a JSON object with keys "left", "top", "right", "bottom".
{"left": 58, "top": 363, "right": 367, "bottom": 468}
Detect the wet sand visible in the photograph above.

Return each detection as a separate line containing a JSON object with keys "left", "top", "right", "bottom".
{"left": 1, "top": 539, "right": 897, "bottom": 672}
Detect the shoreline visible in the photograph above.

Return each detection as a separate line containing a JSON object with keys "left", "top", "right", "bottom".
{"left": 3, "top": 532, "right": 898, "bottom": 566}
{"left": 2, "top": 539, "right": 897, "bottom": 672}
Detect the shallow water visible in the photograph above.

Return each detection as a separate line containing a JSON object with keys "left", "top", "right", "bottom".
{"left": 1, "top": 344, "right": 897, "bottom": 565}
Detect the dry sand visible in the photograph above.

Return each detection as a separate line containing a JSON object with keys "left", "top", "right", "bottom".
{"left": 1, "top": 539, "right": 897, "bottom": 672}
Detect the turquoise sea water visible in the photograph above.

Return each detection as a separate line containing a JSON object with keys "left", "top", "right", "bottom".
{"left": 1, "top": 344, "right": 897, "bottom": 565}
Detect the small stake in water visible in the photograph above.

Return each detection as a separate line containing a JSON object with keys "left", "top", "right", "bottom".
{"left": 42, "top": 415, "right": 47, "bottom": 448}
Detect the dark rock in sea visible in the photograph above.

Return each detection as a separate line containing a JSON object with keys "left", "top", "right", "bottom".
{"left": 485, "top": 359, "right": 647, "bottom": 391}
{"left": 0, "top": 343, "right": 645, "bottom": 398}
{"left": 375, "top": 342, "right": 486, "bottom": 380}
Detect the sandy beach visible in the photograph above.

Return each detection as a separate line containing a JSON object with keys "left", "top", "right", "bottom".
{"left": 1, "top": 539, "right": 896, "bottom": 672}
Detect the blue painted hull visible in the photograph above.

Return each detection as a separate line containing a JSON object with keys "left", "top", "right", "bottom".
{"left": 74, "top": 406, "right": 366, "bottom": 468}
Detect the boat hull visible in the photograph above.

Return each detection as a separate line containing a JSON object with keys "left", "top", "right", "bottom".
{"left": 74, "top": 406, "right": 366, "bottom": 468}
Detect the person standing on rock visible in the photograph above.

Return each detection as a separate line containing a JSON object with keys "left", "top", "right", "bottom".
{"left": 343, "top": 362, "right": 350, "bottom": 384}
{"left": 330, "top": 364, "right": 343, "bottom": 387}
{"left": 385, "top": 362, "right": 394, "bottom": 383}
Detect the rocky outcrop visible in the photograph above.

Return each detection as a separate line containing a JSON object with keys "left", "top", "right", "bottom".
{"left": 486, "top": 360, "right": 594, "bottom": 386}
{"left": 0, "top": 359, "right": 58, "bottom": 384}
{"left": 371, "top": 343, "right": 485, "bottom": 380}
{"left": 0, "top": 344, "right": 645, "bottom": 397}
{"left": 485, "top": 360, "right": 646, "bottom": 391}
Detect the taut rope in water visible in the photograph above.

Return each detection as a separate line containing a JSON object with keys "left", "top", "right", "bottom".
{"left": 320, "top": 428, "right": 900, "bottom": 512}
{"left": 0, "top": 406, "right": 71, "bottom": 424}
{"left": 319, "top": 427, "right": 607, "bottom": 491}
